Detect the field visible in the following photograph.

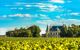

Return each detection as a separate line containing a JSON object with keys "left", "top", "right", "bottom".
{"left": 0, "top": 37, "right": 80, "bottom": 50}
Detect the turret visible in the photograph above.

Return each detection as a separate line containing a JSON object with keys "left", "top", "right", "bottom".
{"left": 46, "top": 25, "right": 50, "bottom": 32}
{"left": 46, "top": 24, "right": 51, "bottom": 37}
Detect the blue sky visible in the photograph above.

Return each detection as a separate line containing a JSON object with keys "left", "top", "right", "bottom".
{"left": 0, "top": 0, "right": 80, "bottom": 35}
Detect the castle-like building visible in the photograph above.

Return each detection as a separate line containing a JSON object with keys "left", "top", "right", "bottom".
{"left": 46, "top": 25, "right": 65, "bottom": 37}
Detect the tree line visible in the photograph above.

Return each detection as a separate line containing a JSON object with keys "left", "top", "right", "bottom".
{"left": 6, "top": 24, "right": 80, "bottom": 37}
{"left": 60, "top": 24, "right": 80, "bottom": 37}
{"left": 6, "top": 25, "right": 41, "bottom": 37}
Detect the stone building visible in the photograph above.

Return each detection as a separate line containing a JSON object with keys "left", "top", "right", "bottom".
{"left": 46, "top": 25, "right": 63, "bottom": 37}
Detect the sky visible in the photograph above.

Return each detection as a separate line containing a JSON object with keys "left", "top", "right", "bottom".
{"left": 0, "top": 0, "right": 80, "bottom": 35}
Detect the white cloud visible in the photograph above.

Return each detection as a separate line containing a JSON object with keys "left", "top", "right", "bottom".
{"left": 54, "top": 19, "right": 80, "bottom": 25}
{"left": 25, "top": 5, "right": 32, "bottom": 7}
{"left": 56, "top": 16, "right": 61, "bottom": 19}
{"left": 66, "top": 19, "right": 80, "bottom": 25}
{"left": 0, "top": 27, "right": 14, "bottom": 35}
{"left": 51, "top": 0, "right": 64, "bottom": 3}
{"left": 36, "top": 4, "right": 59, "bottom": 12}
{"left": 0, "top": 28, "right": 7, "bottom": 35}
{"left": 23, "top": 3, "right": 60, "bottom": 12}
{"left": 36, "top": 19, "right": 54, "bottom": 25}
{"left": 46, "top": 5, "right": 58, "bottom": 12}
{"left": 39, "top": 14, "right": 50, "bottom": 19}
{"left": 8, "top": 14, "right": 23, "bottom": 17}
{"left": 70, "top": 12, "right": 80, "bottom": 16}
{"left": 10, "top": 7, "right": 23, "bottom": 10}
{"left": 5, "top": 2, "right": 61, "bottom": 12}
{"left": 40, "top": 28, "right": 46, "bottom": 34}
{"left": 24, "top": 14, "right": 31, "bottom": 17}
{"left": 8, "top": 14, "right": 32, "bottom": 17}
{"left": 7, "top": 14, "right": 51, "bottom": 20}
{"left": 37, "top": 18, "right": 80, "bottom": 26}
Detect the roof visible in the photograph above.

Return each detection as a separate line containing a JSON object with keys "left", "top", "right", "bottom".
{"left": 50, "top": 26, "right": 63, "bottom": 31}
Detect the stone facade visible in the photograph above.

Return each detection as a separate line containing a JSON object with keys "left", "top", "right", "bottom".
{"left": 46, "top": 25, "right": 63, "bottom": 37}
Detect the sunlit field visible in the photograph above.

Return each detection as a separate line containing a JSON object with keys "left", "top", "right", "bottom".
{"left": 0, "top": 37, "right": 80, "bottom": 50}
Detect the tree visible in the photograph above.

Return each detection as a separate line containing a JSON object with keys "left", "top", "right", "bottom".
{"left": 60, "top": 24, "right": 80, "bottom": 37}
{"left": 60, "top": 25, "right": 68, "bottom": 37}
{"left": 27, "top": 25, "right": 41, "bottom": 37}
{"left": 17, "top": 28, "right": 32, "bottom": 37}
{"left": 6, "top": 27, "right": 32, "bottom": 37}
{"left": 76, "top": 27, "right": 80, "bottom": 37}
{"left": 21, "top": 30, "right": 32, "bottom": 37}
{"left": 6, "top": 31, "right": 14, "bottom": 37}
{"left": 67, "top": 28, "right": 73, "bottom": 37}
{"left": 70, "top": 24, "right": 79, "bottom": 37}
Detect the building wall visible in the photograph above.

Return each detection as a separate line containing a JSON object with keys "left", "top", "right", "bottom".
{"left": 46, "top": 25, "right": 63, "bottom": 37}
{"left": 48, "top": 31, "right": 60, "bottom": 37}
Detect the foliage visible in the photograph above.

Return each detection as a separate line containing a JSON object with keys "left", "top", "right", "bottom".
{"left": 45, "top": 24, "right": 80, "bottom": 37}
{"left": 27, "top": 25, "right": 41, "bottom": 37}
{"left": 60, "top": 25, "right": 68, "bottom": 37}
{"left": 60, "top": 24, "right": 80, "bottom": 37}
{"left": 6, "top": 25, "right": 41, "bottom": 37}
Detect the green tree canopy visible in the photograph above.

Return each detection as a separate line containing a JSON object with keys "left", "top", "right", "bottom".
{"left": 27, "top": 25, "right": 41, "bottom": 37}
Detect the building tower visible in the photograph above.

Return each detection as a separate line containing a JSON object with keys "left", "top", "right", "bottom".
{"left": 46, "top": 24, "right": 51, "bottom": 37}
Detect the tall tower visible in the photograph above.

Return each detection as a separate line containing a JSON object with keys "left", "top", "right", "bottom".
{"left": 46, "top": 25, "right": 49, "bottom": 32}
{"left": 46, "top": 25, "right": 50, "bottom": 37}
